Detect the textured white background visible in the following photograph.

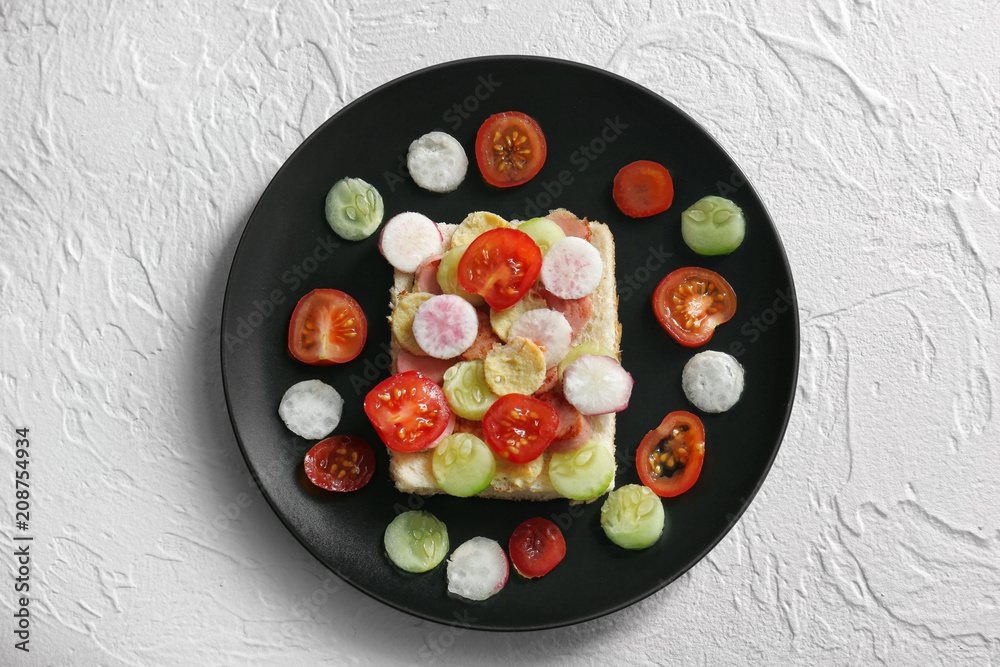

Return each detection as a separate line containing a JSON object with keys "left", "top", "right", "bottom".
{"left": 2, "top": 0, "right": 999, "bottom": 664}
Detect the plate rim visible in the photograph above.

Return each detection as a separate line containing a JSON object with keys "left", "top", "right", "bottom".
{"left": 220, "top": 54, "right": 800, "bottom": 631}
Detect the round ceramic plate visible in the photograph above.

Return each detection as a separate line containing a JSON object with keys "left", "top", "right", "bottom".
{"left": 221, "top": 56, "right": 798, "bottom": 631}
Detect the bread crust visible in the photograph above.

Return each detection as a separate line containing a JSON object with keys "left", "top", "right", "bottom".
{"left": 386, "top": 210, "right": 619, "bottom": 502}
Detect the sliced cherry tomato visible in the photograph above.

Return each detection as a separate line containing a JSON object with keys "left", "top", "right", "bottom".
{"left": 364, "top": 371, "right": 452, "bottom": 452}
{"left": 653, "top": 267, "right": 736, "bottom": 347}
{"left": 475, "top": 111, "right": 547, "bottom": 187}
{"left": 482, "top": 394, "right": 559, "bottom": 464}
{"left": 288, "top": 288, "right": 367, "bottom": 364}
{"left": 457, "top": 228, "right": 542, "bottom": 311}
{"left": 613, "top": 160, "right": 674, "bottom": 217}
{"left": 636, "top": 411, "right": 705, "bottom": 497}
{"left": 304, "top": 435, "right": 376, "bottom": 492}
{"left": 509, "top": 517, "right": 566, "bottom": 578}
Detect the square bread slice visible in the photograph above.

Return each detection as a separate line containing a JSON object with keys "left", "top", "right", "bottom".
{"left": 385, "top": 210, "right": 621, "bottom": 502}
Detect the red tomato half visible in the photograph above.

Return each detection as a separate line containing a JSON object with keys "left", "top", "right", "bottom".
{"left": 304, "top": 435, "right": 376, "bottom": 492}
{"left": 482, "top": 394, "right": 559, "bottom": 464}
{"left": 457, "top": 228, "right": 542, "bottom": 311}
{"left": 612, "top": 160, "right": 674, "bottom": 217}
{"left": 636, "top": 411, "right": 705, "bottom": 497}
{"left": 288, "top": 289, "right": 367, "bottom": 364}
{"left": 475, "top": 111, "right": 547, "bottom": 187}
{"left": 509, "top": 518, "right": 567, "bottom": 578}
{"left": 364, "top": 371, "right": 452, "bottom": 452}
{"left": 653, "top": 267, "right": 736, "bottom": 347}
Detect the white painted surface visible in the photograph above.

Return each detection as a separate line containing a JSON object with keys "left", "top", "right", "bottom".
{"left": 2, "top": 1, "right": 999, "bottom": 664}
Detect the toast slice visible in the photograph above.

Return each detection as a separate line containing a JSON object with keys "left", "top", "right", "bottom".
{"left": 386, "top": 209, "right": 621, "bottom": 502}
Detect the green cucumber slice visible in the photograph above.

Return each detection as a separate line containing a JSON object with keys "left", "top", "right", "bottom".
{"left": 517, "top": 217, "right": 566, "bottom": 255}
{"left": 680, "top": 195, "right": 745, "bottom": 256}
{"left": 548, "top": 438, "right": 614, "bottom": 501}
{"left": 432, "top": 433, "right": 496, "bottom": 497}
{"left": 325, "top": 177, "right": 384, "bottom": 241}
{"left": 383, "top": 510, "right": 449, "bottom": 572}
{"left": 436, "top": 244, "right": 485, "bottom": 306}
{"left": 600, "top": 484, "right": 665, "bottom": 549}
{"left": 442, "top": 360, "right": 499, "bottom": 420}
{"left": 558, "top": 342, "right": 618, "bottom": 379}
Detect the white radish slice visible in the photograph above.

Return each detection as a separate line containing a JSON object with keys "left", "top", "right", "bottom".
{"left": 562, "top": 354, "right": 634, "bottom": 415}
{"left": 407, "top": 131, "right": 468, "bottom": 193}
{"left": 507, "top": 308, "right": 573, "bottom": 367}
{"left": 447, "top": 537, "right": 509, "bottom": 601}
{"left": 278, "top": 380, "right": 344, "bottom": 439}
{"left": 379, "top": 212, "right": 444, "bottom": 273}
{"left": 540, "top": 236, "right": 603, "bottom": 299}
{"left": 412, "top": 294, "right": 479, "bottom": 359}
{"left": 682, "top": 350, "right": 745, "bottom": 413}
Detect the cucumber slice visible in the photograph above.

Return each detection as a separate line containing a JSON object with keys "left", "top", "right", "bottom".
{"left": 680, "top": 195, "right": 745, "bottom": 256}
{"left": 548, "top": 438, "right": 614, "bottom": 501}
{"left": 432, "top": 433, "right": 496, "bottom": 497}
{"left": 517, "top": 217, "right": 565, "bottom": 254}
{"left": 436, "top": 244, "right": 485, "bottom": 306}
{"left": 325, "top": 177, "right": 384, "bottom": 241}
{"left": 558, "top": 341, "right": 618, "bottom": 379}
{"left": 383, "top": 510, "right": 449, "bottom": 573}
{"left": 600, "top": 484, "right": 665, "bottom": 549}
{"left": 442, "top": 360, "right": 499, "bottom": 420}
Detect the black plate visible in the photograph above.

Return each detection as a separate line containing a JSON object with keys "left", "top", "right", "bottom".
{"left": 221, "top": 56, "right": 798, "bottom": 631}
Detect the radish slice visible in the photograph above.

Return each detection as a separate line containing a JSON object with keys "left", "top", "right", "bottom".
{"left": 407, "top": 131, "right": 468, "bottom": 194}
{"left": 412, "top": 294, "right": 479, "bottom": 359}
{"left": 447, "top": 537, "right": 509, "bottom": 601}
{"left": 562, "top": 354, "right": 633, "bottom": 415}
{"left": 540, "top": 236, "right": 603, "bottom": 299}
{"left": 394, "top": 349, "right": 455, "bottom": 384}
{"left": 414, "top": 253, "right": 444, "bottom": 294}
{"left": 278, "top": 379, "right": 344, "bottom": 439}
{"left": 507, "top": 308, "right": 572, "bottom": 366}
{"left": 427, "top": 411, "right": 457, "bottom": 448}
{"left": 379, "top": 212, "right": 444, "bottom": 272}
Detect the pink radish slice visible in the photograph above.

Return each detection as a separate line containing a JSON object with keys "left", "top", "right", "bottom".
{"left": 426, "top": 411, "right": 457, "bottom": 449}
{"left": 395, "top": 349, "right": 455, "bottom": 384}
{"left": 545, "top": 210, "right": 591, "bottom": 240}
{"left": 379, "top": 212, "right": 444, "bottom": 272}
{"left": 412, "top": 294, "right": 479, "bottom": 359}
{"left": 447, "top": 537, "right": 509, "bottom": 601}
{"left": 508, "top": 309, "right": 572, "bottom": 366}
{"left": 562, "top": 354, "right": 633, "bottom": 415}
{"left": 414, "top": 254, "right": 444, "bottom": 294}
{"left": 540, "top": 236, "right": 603, "bottom": 300}
{"left": 539, "top": 289, "right": 593, "bottom": 334}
